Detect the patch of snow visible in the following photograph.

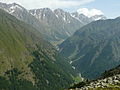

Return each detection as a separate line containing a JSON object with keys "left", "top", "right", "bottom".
{"left": 70, "top": 61, "right": 73, "bottom": 64}
{"left": 94, "top": 17, "right": 102, "bottom": 21}
{"left": 33, "top": 9, "right": 37, "bottom": 16}
{"left": 54, "top": 35, "right": 59, "bottom": 40}
{"left": 43, "top": 14, "right": 45, "bottom": 17}
{"left": 10, "top": 5, "right": 22, "bottom": 10}
{"left": 56, "top": 46, "right": 59, "bottom": 51}
{"left": 71, "top": 14, "right": 83, "bottom": 23}
{"left": 68, "top": 20, "right": 71, "bottom": 23}
{"left": 38, "top": 13, "right": 42, "bottom": 19}
{"left": 66, "top": 31, "right": 71, "bottom": 36}
{"left": 9, "top": 9, "right": 15, "bottom": 14}
{"left": 79, "top": 73, "right": 84, "bottom": 81}
{"left": 46, "top": 80, "right": 49, "bottom": 84}
{"left": 71, "top": 14, "right": 75, "bottom": 17}
{"left": 8, "top": 4, "right": 23, "bottom": 14}
{"left": 72, "top": 66, "right": 75, "bottom": 69}
{"left": 63, "top": 16, "right": 66, "bottom": 21}
{"left": 55, "top": 14, "right": 58, "bottom": 18}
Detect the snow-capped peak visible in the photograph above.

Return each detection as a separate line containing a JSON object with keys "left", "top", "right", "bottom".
{"left": 0, "top": 2, "right": 24, "bottom": 14}
{"left": 9, "top": 3, "right": 23, "bottom": 13}
{"left": 10, "top": 3, "right": 23, "bottom": 10}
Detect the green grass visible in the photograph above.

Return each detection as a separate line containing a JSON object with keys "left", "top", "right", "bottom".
{"left": 0, "top": 9, "right": 79, "bottom": 90}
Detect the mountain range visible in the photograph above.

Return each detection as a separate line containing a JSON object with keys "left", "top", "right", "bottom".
{"left": 0, "top": 2, "right": 106, "bottom": 45}
{"left": 1, "top": 1, "right": 120, "bottom": 90}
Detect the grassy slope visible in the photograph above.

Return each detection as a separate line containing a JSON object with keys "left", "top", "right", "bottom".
{"left": 0, "top": 9, "right": 79, "bottom": 90}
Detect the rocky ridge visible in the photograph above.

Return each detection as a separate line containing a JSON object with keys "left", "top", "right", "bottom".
{"left": 78, "top": 74, "right": 120, "bottom": 90}
{"left": 70, "top": 65, "right": 120, "bottom": 90}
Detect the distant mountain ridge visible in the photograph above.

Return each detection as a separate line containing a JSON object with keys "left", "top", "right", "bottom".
{"left": 71, "top": 12, "right": 106, "bottom": 24}
{"left": 29, "top": 8, "right": 106, "bottom": 44}
{"left": 29, "top": 8, "right": 84, "bottom": 44}
{"left": 0, "top": 2, "right": 106, "bottom": 45}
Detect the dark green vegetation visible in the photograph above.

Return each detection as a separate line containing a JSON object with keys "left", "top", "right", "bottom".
{"left": 59, "top": 17, "right": 120, "bottom": 79}
{"left": 0, "top": 68, "right": 37, "bottom": 90}
{"left": 69, "top": 81, "right": 87, "bottom": 89}
{"left": 0, "top": 9, "right": 79, "bottom": 90}
{"left": 100, "top": 65, "right": 120, "bottom": 79}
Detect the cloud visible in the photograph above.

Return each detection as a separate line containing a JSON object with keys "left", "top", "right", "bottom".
{"left": 0, "top": 0, "right": 95, "bottom": 9}
{"left": 77, "top": 8, "right": 104, "bottom": 17}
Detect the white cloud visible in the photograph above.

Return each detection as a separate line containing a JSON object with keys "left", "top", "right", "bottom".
{"left": 77, "top": 8, "right": 104, "bottom": 17}
{"left": 0, "top": 0, "right": 95, "bottom": 9}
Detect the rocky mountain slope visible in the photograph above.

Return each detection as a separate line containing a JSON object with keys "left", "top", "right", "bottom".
{"left": 59, "top": 17, "right": 120, "bottom": 79}
{"left": 0, "top": 2, "right": 106, "bottom": 45}
{"left": 0, "top": 2, "right": 50, "bottom": 41}
{"left": 0, "top": 9, "right": 80, "bottom": 90}
{"left": 29, "top": 8, "right": 106, "bottom": 45}
{"left": 29, "top": 8, "right": 83, "bottom": 44}
{"left": 69, "top": 65, "right": 120, "bottom": 90}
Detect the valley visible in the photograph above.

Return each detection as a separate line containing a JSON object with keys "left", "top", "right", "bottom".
{"left": 0, "top": 1, "right": 120, "bottom": 90}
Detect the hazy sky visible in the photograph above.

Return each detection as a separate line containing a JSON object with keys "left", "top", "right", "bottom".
{"left": 0, "top": 0, "right": 120, "bottom": 18}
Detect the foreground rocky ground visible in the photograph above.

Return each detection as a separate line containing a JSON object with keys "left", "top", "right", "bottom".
{"left": 70, "top": 74, "right": 120, "bottom": 90}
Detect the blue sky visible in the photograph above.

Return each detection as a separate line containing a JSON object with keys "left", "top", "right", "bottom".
{"left": 80, "top": 0, "right": 120, "bottom": 18}
{"left": 63, "top": 0, "right": 120, "bottom": 18}
{"left": 1, "top": 0, "right": 120, "bottom": 18}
